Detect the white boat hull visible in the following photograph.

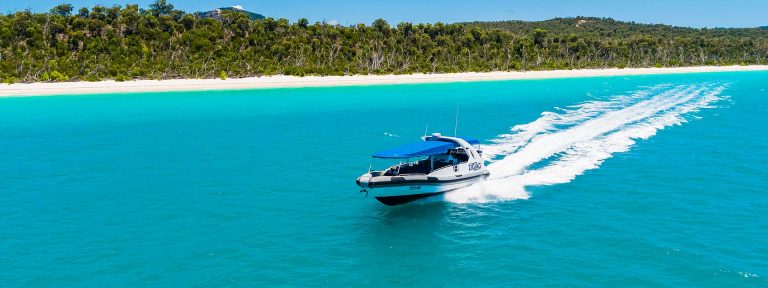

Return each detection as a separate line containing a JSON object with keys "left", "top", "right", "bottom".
{"left": 359, "top": 173, "right": 488, "bottom": 206}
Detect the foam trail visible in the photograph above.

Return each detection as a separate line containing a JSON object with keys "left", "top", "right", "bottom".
{"left": 481, "top": 84, "right": 670, "bottom": 160}
{"left": 445, "top": 83, "right": 727, "bottom": 204}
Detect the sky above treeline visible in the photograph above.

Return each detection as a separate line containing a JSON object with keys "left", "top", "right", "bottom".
{"left": 4, "top": 0, "right": 767, "bottom": 28}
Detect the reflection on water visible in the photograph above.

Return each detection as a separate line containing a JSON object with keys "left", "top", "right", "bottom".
{"left": 358, "top": 198, "right": 528, "bottom": 243}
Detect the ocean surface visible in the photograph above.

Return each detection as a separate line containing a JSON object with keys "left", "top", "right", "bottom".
{"left": 1, "top": 71, "right": 766, "bottom": 287}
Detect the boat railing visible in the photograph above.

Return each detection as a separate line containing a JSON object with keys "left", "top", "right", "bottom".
{"left": 430, "top": 161, "right": 469, "bottom": 173}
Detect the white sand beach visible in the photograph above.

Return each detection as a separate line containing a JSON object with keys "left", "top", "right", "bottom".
{"left": 1, "top": 65, "right": 767, "bottom": 97}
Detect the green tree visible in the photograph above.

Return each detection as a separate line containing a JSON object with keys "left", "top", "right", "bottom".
{"left": 298, "top": 18, "right": 309, "bottom": 28}
{"left": 50, "top": 3, "right": 74, "bottom": 16}
{"left": 149, "top": 0, "right": 174, "bottom": 16}
{"left": 373, "top": 18, "right": 390, "bottom": 34}
{"left": 77, "top": 7, "right": 89, "bottom": 17}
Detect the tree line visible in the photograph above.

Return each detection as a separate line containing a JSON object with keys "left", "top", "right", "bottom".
{"left": 1, "top": 1, "right": 767, "bottom": 83}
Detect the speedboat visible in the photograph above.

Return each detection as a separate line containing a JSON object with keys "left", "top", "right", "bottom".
{"left": 356, "top": 133, "right": 490, "bottom": 206}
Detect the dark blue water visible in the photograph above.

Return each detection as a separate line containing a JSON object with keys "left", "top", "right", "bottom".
{"left": 1, "top": 72, "right": 766, "bottom": 287}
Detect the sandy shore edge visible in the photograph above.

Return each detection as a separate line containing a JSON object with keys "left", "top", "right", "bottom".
{"left": 2, "top": 65, "right": 767, "bottom": 97}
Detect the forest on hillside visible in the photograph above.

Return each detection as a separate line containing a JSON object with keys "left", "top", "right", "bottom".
{"left": 1, "top": 1, "right": 767, "bottom": 83}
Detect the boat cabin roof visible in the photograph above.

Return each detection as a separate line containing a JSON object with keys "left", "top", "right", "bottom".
{"left": 372, "top": 137, "right": 479, "bottom": 159}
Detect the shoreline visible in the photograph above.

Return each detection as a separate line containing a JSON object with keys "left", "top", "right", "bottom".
{"left": 1, "top": 65, "right": 767, "bottom": 97}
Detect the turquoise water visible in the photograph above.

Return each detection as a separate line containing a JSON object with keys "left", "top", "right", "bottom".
{"left": 1, "top": 72, "right": 766, "bottom": 287}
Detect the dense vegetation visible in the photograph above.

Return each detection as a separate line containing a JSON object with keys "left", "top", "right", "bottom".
{"left": 1, "top": 1, "right": 767, "bottom": 83}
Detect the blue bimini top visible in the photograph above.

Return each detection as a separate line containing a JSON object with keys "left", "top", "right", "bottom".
{"left": 372, "top": 137, "right": 480, "bottom": 159}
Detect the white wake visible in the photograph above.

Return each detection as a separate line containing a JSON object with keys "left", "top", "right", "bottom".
{"left": 444, "top": 83, "right": 728, "bottom": 204}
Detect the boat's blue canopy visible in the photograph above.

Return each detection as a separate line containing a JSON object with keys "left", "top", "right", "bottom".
{"left": 460, "top": 137, "right": 480, "bottom": 145}
{"left": 373, "top": 141, "right": 453, "bottom": 158}
{"left": 372, "top": 137, "right": 480, "bottom": 159}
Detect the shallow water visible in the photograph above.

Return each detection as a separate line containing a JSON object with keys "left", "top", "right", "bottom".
{"left": 1, "top": 71, "right": 766, "bottom": 287}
